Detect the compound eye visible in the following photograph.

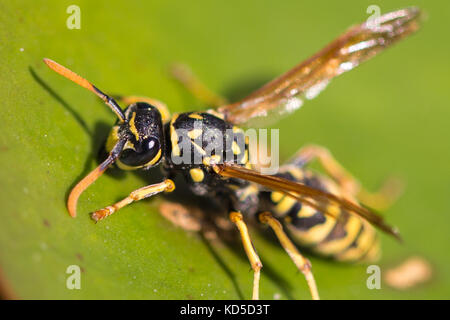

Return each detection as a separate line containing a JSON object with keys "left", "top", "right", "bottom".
{"left": 119, "top": 137, "right": 161, "bottom": 168}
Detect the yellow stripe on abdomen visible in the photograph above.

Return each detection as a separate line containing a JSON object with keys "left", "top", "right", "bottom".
{"left": 314, "top": 213, "right": 363, "bottom": 256}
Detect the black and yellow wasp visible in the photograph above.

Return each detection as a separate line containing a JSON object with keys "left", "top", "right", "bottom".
{"left": 44, "top": 8, "right": 421, "bottom": 300}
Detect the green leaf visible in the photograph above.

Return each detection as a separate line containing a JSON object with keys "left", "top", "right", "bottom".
{"left": 1, "top": 0, "right": 449, "bottom": 299}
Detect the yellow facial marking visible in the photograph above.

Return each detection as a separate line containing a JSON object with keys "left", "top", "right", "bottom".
{"left": 116, "top": 159, "right": 138, "bottom": 171}
{"left": 129, "top": 112, "right": 140, "bottom": 141}
{"left": 116, "top": 147, "right": 161, "bottom": 171}
{"left": 105, "top": 126, "right": 119, "bottom": 153}
{"left": 189, "top": 168, "right": 205, "bottom": 182}
{"left": 146, "top": 148, "right": 162, "bottom": 166}
{"left": 124, "top": 140, "right": 135, "bottom": 150}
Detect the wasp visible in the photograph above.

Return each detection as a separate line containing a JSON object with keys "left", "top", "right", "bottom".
{"left": 44, "top": 8, "right": 421, "bottom": 300}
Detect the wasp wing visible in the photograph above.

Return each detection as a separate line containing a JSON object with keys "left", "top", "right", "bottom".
{"left": 214, "top": 163, "right": 401, "bottom": 240}
{"left": 217, "top": 7, "right": 421, "bottom": 126}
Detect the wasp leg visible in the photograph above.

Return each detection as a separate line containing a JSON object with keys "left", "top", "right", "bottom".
{"left": 170, "top": 63, "right": 228, "bottom": 107}
{"left": 259, "top": 212, "right": 320, "bottom": 300}
{"left": 229, "top": 211, "right": 262, "bottom": 300}
{"left": 289, "top": 144, "right": 404, "bottom": 211}
{"left": 91, "top": 179, "right": 175, "bottom": 221}
{"left": 355, "top": 177, "right": 405, "bottom": 212}
{"left": 114, "top": 95, "right": 171, "bottom": 123}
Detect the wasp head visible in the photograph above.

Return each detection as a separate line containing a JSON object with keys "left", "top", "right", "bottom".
{"left": 106, "top": 102, "right": 164, "bottom": 170}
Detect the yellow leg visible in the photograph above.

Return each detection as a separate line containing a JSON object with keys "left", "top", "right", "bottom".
{"left": 116, "top": 95, "right": 171, "bottom": 123}
{"left": 170, "top": 63, "right": 228, "bottom": 107}
{"left": 259, "top": 212, "right": 320, "bottom": 300}
{"left": 91, "top": 179, "right": 175, "bottom": 221}
{"left": 229, "top": 211, "right": 262, "bottom": 300}
{"left": 291, "top": 144, "right": 403, "bottom": 211}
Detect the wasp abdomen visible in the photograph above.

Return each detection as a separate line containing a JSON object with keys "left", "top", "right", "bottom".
{"left": 263, "top": 166, "right": 380, "bottom": 262}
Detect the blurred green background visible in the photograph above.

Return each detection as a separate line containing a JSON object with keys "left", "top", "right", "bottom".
{"left": 0, "top": 0, "right": 449, "bottom": 299}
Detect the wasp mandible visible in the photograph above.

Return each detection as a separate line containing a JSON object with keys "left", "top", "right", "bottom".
{"left": 44, "top": 7, "right": 421, "bottom": 300}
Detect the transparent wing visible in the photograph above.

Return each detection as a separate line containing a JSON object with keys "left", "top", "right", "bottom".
{"left": 214, "top": 163, "right": 401, "bottom": 240}
{"left": 217, "top": 7, "right": 422, "bottom": 126}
